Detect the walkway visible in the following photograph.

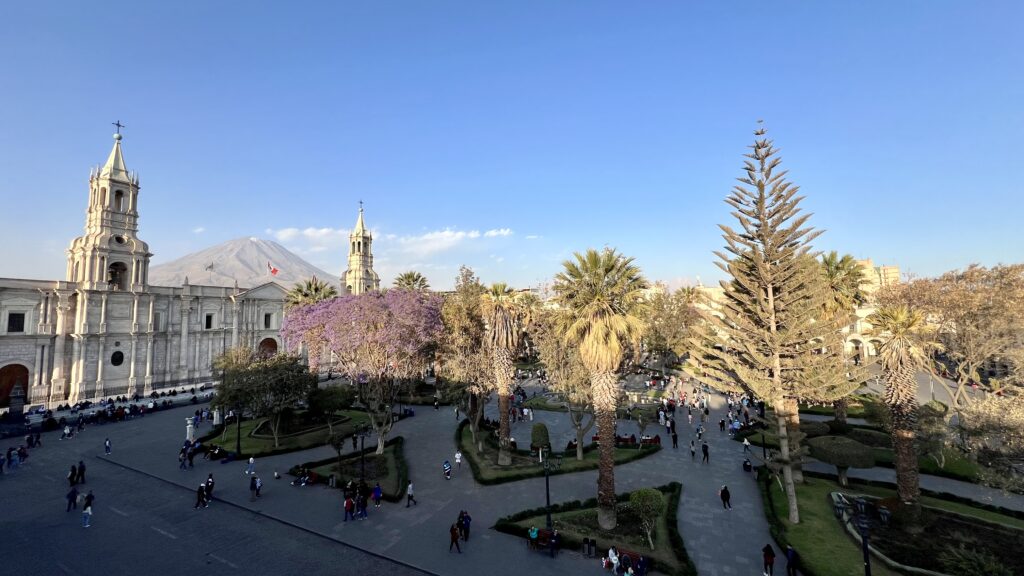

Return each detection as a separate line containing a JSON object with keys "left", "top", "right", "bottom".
{"left": 5, "top": 376, "right": 772, "bottom": 576}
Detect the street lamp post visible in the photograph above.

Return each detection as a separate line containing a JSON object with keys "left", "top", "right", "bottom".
{"left": 234, "top": 402, "right": 242, "bottom": 456}
{"left": 856, "top": 516, "right": 872, "bottom": 576}
{"left": 358, "top": 425, "right": 371, "bottom": 482}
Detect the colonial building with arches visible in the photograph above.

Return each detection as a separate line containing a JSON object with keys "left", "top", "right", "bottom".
{"left": 0, "top": 132, "right": 285, "bottom": 410}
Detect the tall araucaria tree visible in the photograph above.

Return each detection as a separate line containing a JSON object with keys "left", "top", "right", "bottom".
{"left": 554, "top": 247, "right": 648, "bottom": 530}
{"left": 686, "top": 126, "right": 847, "bottom": 524}
{"left": 437, "top": 266, "right": 493, "bottom": 452}
{"left": 482, "top": 282, "right": 528, "bottom": 466}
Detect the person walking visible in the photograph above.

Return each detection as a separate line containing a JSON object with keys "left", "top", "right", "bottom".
{"left": 205, "top": 474, "right": 216, "bottom": 502}
{"left": 372, "top": 482, "right": 383, "bottom": 508}
{"left": 194, "top": 483, "right": 208, "bottom": 509}
{"left": 76, "top": 460, "right": 87, "bottom": 484}
{"left": 689, "top": 440, "right": 696, "bottom": 460}
{"left": 66, "top": 487, "right": 80, "bottom": 512}
{"left": 178, "top": 451, "right": 188, "bottom": 471}
{"left": 343, "top": 495, "right": 355, "bottom": 522}
{"left": 104, "top": 438, "right": 112, "bottom": 455}
{"left": 249, "top": 475, "right": 258, "bottom": 501}
{"left": 719, "top": 485, "right": 732, "bottom": 509}
{"left": 84, "top": 490, "right": 94, "bottom": 510}
{"left": 254, "top": 475, "right": 262, "bottom": 498}
{"left": 701, "top": 441, "right": 710, "bottom": 463}
{"left": 762, "top": 543, "right": 776, "bottom": 576}
{"left": 454, "top": 449, "right": 462, "bottom": 468}
{"left": 67, "top": 464, "right": 78, "bottom": 487}
{"left": 743, "top": 437, "right": 751, "bottom": 453}
{"left": 246, "top": 456, "right": 255, "bottom": 475}
{"left": 461, "top": 510, "right": 472, "bottom": 541}
{"left": 449, "top": 522, "right": 462, "bottom": 553}
{"left": 785, "top": 545, "right": 801, "bottom": 576}
{"left": 406, "top": 481, "right": 418, "bottom": 507}
{"left": 671, "top": 431, "right": 679, "bottom": 449}
{"left": 82, "top": 502, "right": 93, "bottom": 528}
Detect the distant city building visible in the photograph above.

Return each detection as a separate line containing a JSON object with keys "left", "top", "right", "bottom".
{"left": 0, "top": 132, "right": 285, "bottom": 409}
{"left": 341, "top": 205, "right": 380, "bottom": 295}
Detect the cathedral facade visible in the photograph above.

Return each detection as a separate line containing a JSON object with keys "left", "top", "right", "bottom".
{"left": 0, "top": 133, "right": 286, "bottom": 409}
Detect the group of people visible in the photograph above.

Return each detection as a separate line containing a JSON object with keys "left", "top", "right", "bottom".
{"left": 342, "top": 480, "right": 383, "bottom": 521}
{"left": 195, "top": 473, "right": 216, "bottom": 509}
{"left": 448, "top": 510, "right": 472, "bottom": 553}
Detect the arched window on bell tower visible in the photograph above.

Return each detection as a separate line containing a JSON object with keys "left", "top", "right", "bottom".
{"left": 108, "top": 262, "right": 128, "bottom": 291}
{"left": 114, "top": 190, "right": 124, "bottom": 212}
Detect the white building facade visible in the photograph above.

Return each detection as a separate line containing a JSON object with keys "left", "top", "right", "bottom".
{"left": 0, "top": 133, "right": 285, "bottom": 409}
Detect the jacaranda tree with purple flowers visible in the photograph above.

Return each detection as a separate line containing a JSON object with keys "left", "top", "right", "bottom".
{"left": 285, "top": 290, "right": 442, "bottom": 454}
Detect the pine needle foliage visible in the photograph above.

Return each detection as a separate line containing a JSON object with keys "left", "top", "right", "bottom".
{"left": 686, "top": 126, "right": 847, "bottom": 524}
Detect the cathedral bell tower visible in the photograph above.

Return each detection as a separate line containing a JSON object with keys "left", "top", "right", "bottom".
{"left": 66, "top": 127, "right": 152, "bottom": 291}
{"left": 341, "top": 203, "right": 380, "bottom": 295}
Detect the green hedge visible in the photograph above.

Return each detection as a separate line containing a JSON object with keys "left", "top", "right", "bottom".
{"left": 455, "top": 419, "right": 660, "bottom": 486}
{"left": 287, "top": 436, "right": 409, "bottom": 502}
{"left": 493, "top": 482, "right": 696, "bottom": 576}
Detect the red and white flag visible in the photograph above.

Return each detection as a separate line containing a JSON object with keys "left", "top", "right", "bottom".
{"left": 267, "top": 261, "right": 280, "bottom": 276}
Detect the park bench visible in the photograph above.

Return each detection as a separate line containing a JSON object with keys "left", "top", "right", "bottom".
{"left": 614, "top": 548, "right": 645, "bottom": 575}
{"left": 527, "top": 528, "right": 554, "bottom": 552}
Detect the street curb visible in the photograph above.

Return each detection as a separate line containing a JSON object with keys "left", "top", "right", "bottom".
{"left": 94, "top": 454, "right": 439, "bottom": 576}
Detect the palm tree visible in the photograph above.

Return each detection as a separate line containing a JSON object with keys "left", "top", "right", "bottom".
{"left": 867, "top": 305, "right": 934, "bottom": 505}
{"left": 394, "top": 271, "right": 430, "bottom": 291}
{"left": 553, "top": 248, "right": 648, "bottom": 529}
{"left": 821, "top": 252, "right": 868, "bottom": 424}
{"left": 285, "top": 276, "right": 338, "bottom": 310}
{"left": 481, "top": 282, "right": 524, "bottom": 466}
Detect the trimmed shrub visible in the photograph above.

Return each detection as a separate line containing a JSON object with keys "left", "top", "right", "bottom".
{"left": 807, "top": 435, "right": 875, "bottom": 486}
{"left": 531, "top": 423, "right": 550, "bottom": 450}
{"left": 847, "top": 428, "right": 892, "bottom": 448}
{"left": 799, "top": 421, "right": 830, "bottom": 438}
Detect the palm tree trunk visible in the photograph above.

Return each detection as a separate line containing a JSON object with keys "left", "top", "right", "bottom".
{"left": 886, "top": 368, "right": 921, "bottom": 505}
{"left": 494, "top": 348, "right": 514, "bottom": 466}
{"left": 593, "top": 371, "right": 619, "bottom": 530}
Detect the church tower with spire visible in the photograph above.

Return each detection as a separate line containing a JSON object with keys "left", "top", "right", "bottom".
{"left": 66, "top": 128, "right": 152, "bottom": 291}
{"left": 341, "top": 204, "right": 380, "bottom": 295}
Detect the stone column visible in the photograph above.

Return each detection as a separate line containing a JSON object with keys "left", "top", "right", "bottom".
{"left": 50, "top": 298, "right": 71, "bottom": 404}
{"left": 231, "top": 299, "right": 240, "bottom": 347}
{"left": 33, "top": 342, "right": 43, "bottom": 388}
{"left": 99, "top": 293, "right": 108, "bottom": 333}
{"left": 144, "top": 335, "right": 154, "bottom": 394}
{"left": 128, "top": 335, "right": 138, "bottom": 394}
{"left": 179, "top": 298, "right": 190, "bottom": 383}
{"left": 95, "top": 336, "right": 106, "bottom": 398}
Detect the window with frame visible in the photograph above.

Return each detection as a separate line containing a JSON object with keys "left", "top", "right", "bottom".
{"left": 205, "top": 313, "right": 214, "bottom": 330}
{"left": 264, "top": 313, "right": 272, "bottom": 329}
{"left": 7, "top": 312, "right": 26, "bottom": 333}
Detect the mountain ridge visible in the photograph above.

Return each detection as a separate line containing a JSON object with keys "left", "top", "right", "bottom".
{"left": 149, "top": 237, "right": 338, "bottom": 289}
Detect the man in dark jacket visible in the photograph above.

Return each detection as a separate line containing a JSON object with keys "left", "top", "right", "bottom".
{"left": 75, "top": 460, "right": 87, "bottom": 484}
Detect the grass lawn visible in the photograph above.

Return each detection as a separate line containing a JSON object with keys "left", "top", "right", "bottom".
{"left": 206, "top": 409, "right": 370, "bottom": 457}
{"left": 295, "top": 437, "right": 408, "bottom": 501}
{"left": 458, "top": 422, "right": 660, "bottom": 485}
{"left": 742, "top": 429, "right": 982, "bottom": 483}
{"left": 762, "top": 476, "right": 902, "bottom": 576}
{"left": 799, "top": 394, "right": 878, "bottom": 418}
{"left": 763, "top": 474, "right": 1024, "bottom": 575}
{"left": 495, "top": 482, "right": 695, "bottom": 576}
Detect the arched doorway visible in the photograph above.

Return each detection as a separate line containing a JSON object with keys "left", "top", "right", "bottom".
{"left": 0, "top": 364, "right": 30, "bottom": 408}
{"left": 258, "top": 338, "right": 278, "bottom": 357}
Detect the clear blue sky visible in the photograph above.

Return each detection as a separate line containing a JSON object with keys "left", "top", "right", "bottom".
{"left": 2, "top": 2, "right": 1021, "bottom": 290}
